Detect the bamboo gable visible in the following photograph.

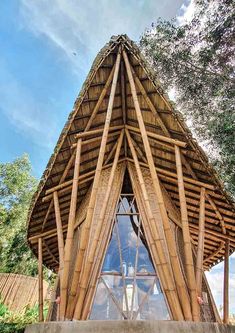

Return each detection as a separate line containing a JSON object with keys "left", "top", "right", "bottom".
{"left": 26, "top": 35, "right": 234, "bottom": 323}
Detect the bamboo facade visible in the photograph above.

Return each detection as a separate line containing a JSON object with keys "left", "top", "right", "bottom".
{"left": 27, "top": 35, "right": 235, "bottom": 323}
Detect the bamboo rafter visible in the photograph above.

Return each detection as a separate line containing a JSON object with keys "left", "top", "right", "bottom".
{"left": 72, "top": 49, "right": 122, "bottom": 320}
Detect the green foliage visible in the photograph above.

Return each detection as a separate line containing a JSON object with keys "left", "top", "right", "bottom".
{"left": 140, "top": 0, "right": 235, "bottom": 195}
{"left": 0, "top": 154, "right": 38, "bottom": 276}
{"left": 0, "top": 301, "right": 48, "bottom": 333}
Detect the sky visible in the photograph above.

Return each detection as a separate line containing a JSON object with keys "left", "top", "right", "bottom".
{"left": 0, "top": 0, "right": 234, "bottom": 317}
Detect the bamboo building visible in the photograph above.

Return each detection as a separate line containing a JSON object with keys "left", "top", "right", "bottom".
{"left": 27, "top": 35, "right": 235, "bottom": 324}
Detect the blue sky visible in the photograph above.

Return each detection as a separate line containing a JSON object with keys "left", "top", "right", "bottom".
{"left": 0, "top": 0, "right": 183, "bottom": 178}
{"left": 0, "top": 0, "right": 234, "bottom": 317}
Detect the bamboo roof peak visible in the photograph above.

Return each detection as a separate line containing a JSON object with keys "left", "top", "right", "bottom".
{"left": 27, "top": 34, "right": 235, "bottom": 271}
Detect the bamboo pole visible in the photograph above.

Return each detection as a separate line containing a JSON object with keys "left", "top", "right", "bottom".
{"left": 126, "top": 124, "right": 187, "bottom": 148}
{"left": 196, "top": 187, "right": 206, "bottom": 296}
{"left": 42, "top": 159, "right": 122, "bottom": 202}
{"left": 71, "top": 130, "right": 119, "bottom": 149}
{"left": 223, "top": 240, "right": 230, "bottom": 324}
{"left": 80, "top": 164, "right": 125, "bottom": 320}
{"left": 125, "top": 153, "right": 214, "bottom": 190}
{"left": 121, "top": 60, "right": 128, "bottom": 157}
{"left": 123, "top": 50, "right": 192, "bottom": 320}
{"left": 74, "top": 125, "right": 123, "bottom": 139}
{"left": 175, "top": 145, "right": 199, "bottom": 321}
{"left": 125, "top": 129, "right": 184, "bottom": 320}
{"left": 60, "top": 138, "right": 82, "bottom": 319}
{"left": 84, "top": 65, "right": 115, "bottom": 131}
{"left": 53, "top": 191, "right": 64, "bottom": 269}
{"left": 67, "top": 130, "right": 124, "bottom": 319}
{"left": 38, "top": 237, "right": 44, "bottom": 322}
{"left": 131, "top": 67, "right": 169, "bottom": 136}
{"left": 41, "top": 66, "right": 116, "bottom": 231}
{"left": 70, "top": 50, "right": 121, "bottom": 320}
{"left": 129, "top": 59, "right": 226, "bottom": 236}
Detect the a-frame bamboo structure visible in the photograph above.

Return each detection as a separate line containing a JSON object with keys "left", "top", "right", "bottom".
{"left": 27, "top": 35, "right": 235, "bottom": 323}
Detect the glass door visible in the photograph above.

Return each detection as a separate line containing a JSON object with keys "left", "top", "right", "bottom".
{"left": 90, "top": 173, "right": 170, "bottom": 320}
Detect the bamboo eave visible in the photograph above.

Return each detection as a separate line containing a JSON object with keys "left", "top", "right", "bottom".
{"left": 26, "top": 35, "right": 235, "bottom": 272}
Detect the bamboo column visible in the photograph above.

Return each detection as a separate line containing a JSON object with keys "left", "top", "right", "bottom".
{"left": 123, "top": 50, "right": 192, "bottom": 320}
{"left": 126, "top": 129, "right": 184, "bottom": 320}
{"left": 175, "top": 145, "right": 199, "bottom": 321}
{"left": 53, "top": 190, "right": 64, "bottom": 320}
{"left": 53, "top": 191, "right": 64, "bottom": 269}
{"left": 60, "top": 138, "right": 82, "bottom": 319}
{"left": 69, "top": 49, "right": 121, "bottom": 320}
{"left": 196, "top": 187, "right": 205, "bottom": 296}
{"left": 38, "top": 237, "right": 44, "bottom": 322}
{"left": 67, "top": 130, "right": 124, "bottom": 319}
{"left": 223, "top": 240, "right": 230, "bottom": 324}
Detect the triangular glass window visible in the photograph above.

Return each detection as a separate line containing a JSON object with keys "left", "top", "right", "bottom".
{"left": 90, "top": 171, "right": 170, "bottom": 320}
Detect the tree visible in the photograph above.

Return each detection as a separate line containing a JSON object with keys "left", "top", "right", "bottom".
{"left": 140, "top": 0, "right": 235, "bottom": 195}
{"left": 0, "top": 154, "right": 38, "bottom": 276}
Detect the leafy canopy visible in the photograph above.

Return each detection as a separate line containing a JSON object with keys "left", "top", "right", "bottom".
{"left": 140, "top": 0, "right": 235, "bottom": 195}
{"left": 0, "top": 154, "right": 38, "bottom": 275}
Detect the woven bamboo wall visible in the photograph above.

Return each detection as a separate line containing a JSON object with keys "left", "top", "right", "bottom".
{"left": 0, "top": 273, "right": 49, "bottom": 312}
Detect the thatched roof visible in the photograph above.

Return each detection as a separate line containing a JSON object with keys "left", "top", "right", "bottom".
{"left": 27, "top": 35, "right": 235, "bottom": 271}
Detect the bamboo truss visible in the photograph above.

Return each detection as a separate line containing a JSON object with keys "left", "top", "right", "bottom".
{"left": 26, "top": 36, "right": 234, "bottom": 324}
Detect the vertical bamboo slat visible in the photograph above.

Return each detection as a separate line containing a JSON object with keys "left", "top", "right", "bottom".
{"left": 71, "top": 50, "right": 121, "bottom": 320}
{"left": 196, "top": 187, "right": 206, "bottom": 296}
{"left": 123, "top": 50, "right": 192, "bottom": 320}
{"left": 60, "top": 138, "right": 82, "bottom": 319}
{"left": 38, "top": 237, "right": 44, "bottom": 322}
{"left": 223, "top": 240, "right": 230, "bottom": 324}
{"left": 175, "top": 145, "right": 199, "bottom": 321}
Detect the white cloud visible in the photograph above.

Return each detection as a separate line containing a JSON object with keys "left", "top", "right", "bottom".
{"left": 19, "top": 0, "right": 183, "bottom": 75}
{"left": 0, "top": 59, "right": 57, "bottom": 150}
{"left": 206, "top": 259, "right": 235, "bottom": 315}
{"left": 177, "top": 0, "right": 195, "bottom": 26}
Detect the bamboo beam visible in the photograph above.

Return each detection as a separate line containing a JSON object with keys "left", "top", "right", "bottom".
{"left": 121, "top": 60, "right": 127, "bottom": 157}
{"left": 132, "top": 59, "right": 227, "bottom": 235}
{"left": 203, "top": 241, "right": 224, "bottom": 264}
{"left": 38, "top": 237, "right": 44, "bottom": 322}
{"left": 132, "top": 67, "right": 169, "bottom": 136}
{"left": 196, "top": 187, "right": 205, "bottom": 296}
{"left": 125, "top": 157, "right": 215, "bottom": 190}
{"left": 189, "top": 224, "right": 235, "bottom": 245}
{"left": 41, "top": 152, "right": 77, "bottom": 231}
{"left": 71, "top": 50, "right": 121, "bottom": 320}
{"left": 71, "top": 130, "right": 120, "bottom": 149}
{"left": 223, "top": 240, "right": 230, "bottom": 324}
{"left": 71, "top": 130, "right": 124, "bottom": 319}
{"left": 175, "top": 145, "right": 199, "bottom": 321}
{"left": 126, "top": 130, "right": 184, "bottom": 320}
{"left": 126, "top": 124, "right": 187, "bottom": 148}
{"left": 74, "top": 125, "right": 123, "bottom": 139}
{"left": 104, "top": 140, "right": 118, "bottom": 166}
{"left": 43, "top": 160, "right": 120, "bottom": 201}
{"left": 41, "top": 65, "right": 116, "bottom": 232}
{"left": 207, "top": 194, "right": 226, "bottom": 234}
{"left": 60, "top": 138, "right": 82, "bottom": 319}
{"left": 123, "top": 50, "right": 192, "bottom": 320}
{"left": 84, "top": 65, "right": 115, "bottom": 131}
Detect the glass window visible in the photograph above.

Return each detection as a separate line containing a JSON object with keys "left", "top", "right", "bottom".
{"left": 90, "top": 172, "right": 170, "bottom": 320}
